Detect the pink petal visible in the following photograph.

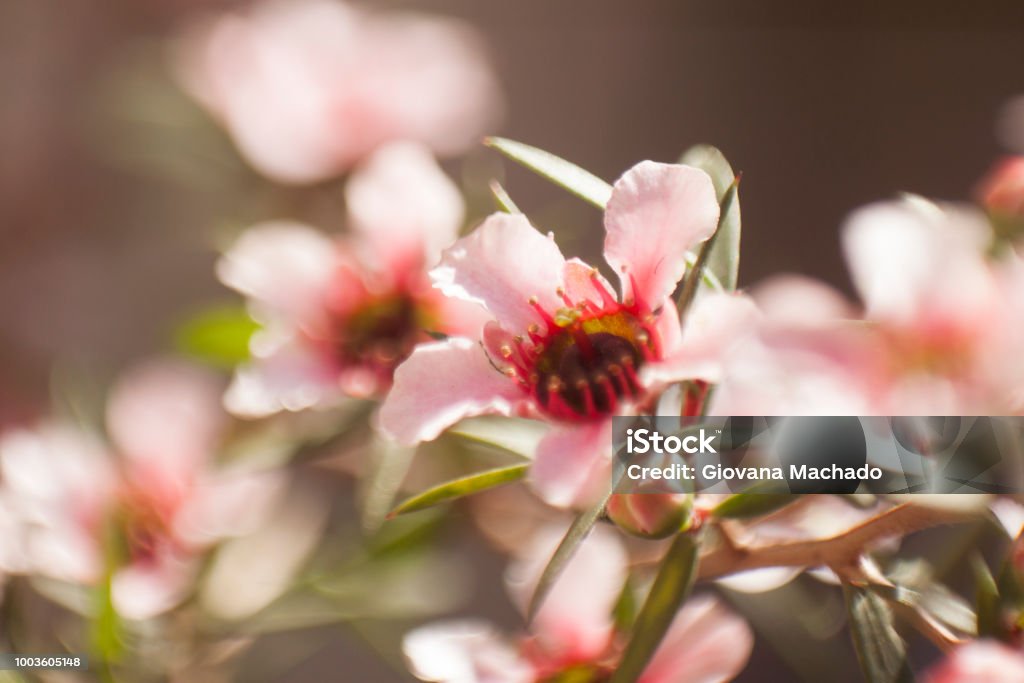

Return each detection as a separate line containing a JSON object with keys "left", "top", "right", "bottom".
{"left": 346, "top": 142, "right": 464, "bottom": 272}
{"left": 173, "top": 468, "right": 285, "bottom": 547}
{"left": 174, "top": 1, "right": 500, "bottom": 183}
{"left": 604, "top": 162, "right": 719, "bottom": 306}
{"left": 506, "top": 525, "right": 626, "bottom": 664}
{"left": 403, "top": 620, "right": 532, "bottom": 683}
{"left": 562, "top": 257, "right": 615, "bottom": 306}
{"left": 112, "top": 551, "right": 196, "bottom": 620}
{"left": 106, "top": 359, "right": 225, "bottom": 482}
{"left": 643, "top": 293, "right": 759, "bottom": 386}
{"left": 841, "top": 199, "right": 997, "bottom": 333}
{"left": 224, "top": 344, "right": 341, "bottom": 418}
{"left": 529, "top": 421, "right": 613, "bottom": 509}
{"left": 378, "top": 338, "right": 524, "bottom": 445}
{"left": 432, "top": 213, "right": 566, "bottom": 332}
{"left": 217, "top": 222, "right": 336, "bottom": 322}
{"left": 752, "top": 275, "right": 856, "bottom": 324}
{"left": 639, "top": 595, "right": 753, "bottom": 683}
{"left": 432, "top": 293, "right": 491, "bottom": 341}
{"left": 925, "top": 640, "right": 1024, "bottom": 683}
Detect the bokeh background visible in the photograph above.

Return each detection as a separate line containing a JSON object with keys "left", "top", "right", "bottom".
{"left": 2, "top": 1, "right": 1023, "bottom": 679}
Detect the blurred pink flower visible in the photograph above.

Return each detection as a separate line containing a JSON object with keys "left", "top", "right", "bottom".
{"left": 380, "top": 161, "right": 756, "bottom": 507}
{"left": 174, "top": 0, "right": 501, "bottom": 183}
{"left": 977, "top": 156, "right": 1024, "bottom": 219}
{"left": 0, "top": 359, "right": 281, "bottom": 619}
{"left": 713, "top": 198, "right": 1024, "bottom": 415}
{"left": 403, "top": 526, "right": 752, "bottom": 683}
{"left": 924, "top": 640, "right": 1024, "bottom": 683}
{"left": 218, "top": 143, "right": 487, "bottom": 416}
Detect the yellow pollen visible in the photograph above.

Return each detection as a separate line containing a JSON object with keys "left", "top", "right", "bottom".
{"left": 499, "top": 345, "right": 513, "bottom": 358}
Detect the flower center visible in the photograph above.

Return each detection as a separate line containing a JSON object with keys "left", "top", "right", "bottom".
{"left": 497, "top": 271, "right": 658, "bottom": 421}
{"left": 115, "top": 488, "right": 176, "bottom": 566}
{"left": 320, "top": 293, "right": 437, "bottom": 384}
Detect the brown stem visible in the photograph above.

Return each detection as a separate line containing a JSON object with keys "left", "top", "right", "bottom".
{"left": 697, "top": 502, "right": 981, "bottom": 582}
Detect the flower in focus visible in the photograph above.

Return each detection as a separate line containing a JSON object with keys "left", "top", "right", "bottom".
{"left": 713, "top": 197, "right": 1024, "bottom": 415}
{"left": 0, "top": 359, "right": 281, "bottom": 619}
{"left": 381, "top": 161, "right": 757, "bottom": 507}
{"left": 403, "top": 526, "right": 753, "bottom": 683}
{"left": 924, "top": 640, "right": 1024, "bottom": 683}
{"left": 218, "top": 143, "right": 487, "bottom": 416}
{"left": 174, "top": 0, "right": 501, "bottom": 183}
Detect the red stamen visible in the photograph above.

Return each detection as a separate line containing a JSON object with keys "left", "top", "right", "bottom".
{"left": 608, "top": 364, "right": 633, "bottom": 399}
{"left": 568, "top": 322, "right": 596, "bottom": 361}
{"left": 557, "top": 287, "right": 575, "bottom": 308}
{"left": 620, "top": 356, "right": 641, "bottom": 392}
{"left": 589, "top": 270, "right": 618, "bottom": 309}
{"left": 595, "top": 373, "right": 618, "bottom": 412}
{"left": 527, "top": 323, "right": 545, "bottom": 345}
{"left": 635, "top": 331, "right": 656, "bottom": 362}
{"left": 529, "top": 296, "right": 558, "bottom": 331}
{"left": 576, "top": 379, "right": 598, "bottom": 417}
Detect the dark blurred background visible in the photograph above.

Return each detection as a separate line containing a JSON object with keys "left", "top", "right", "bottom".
{"left": 1, "top": 1, "right": 1022, "bottom": 679}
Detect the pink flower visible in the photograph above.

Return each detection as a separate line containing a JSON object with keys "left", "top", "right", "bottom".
{"left": 977, "top": 156, "right": 1024, "bottom": 219}
{"left": 0, "top": 360, "right": 282, "bottom": 620}
{"left": 713, "top": 198, "right": 1024, "bottom": 415}
{"left": 174, "top": 0, "right": 501, "bottom": 183}
{"left": 924, "top": 640, "right": 1024, "bottom": 683}
{"left": 380, "top": 161, "right": 757, "bottom": 507}
{"left": 218, "top": 143, "right": 488, "bottom": 416}
{"left": 403, "top": 527, "right": 753, "bottom": 683}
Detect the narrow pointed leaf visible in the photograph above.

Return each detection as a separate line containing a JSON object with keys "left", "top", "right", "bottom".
{"left": 677, "top": 178, "right": 739, "bottom": 319}
{"left": 527, "top": 489, "right": 612, "bottom": 622}
{"left": 973, "top": 555, "right": 1005, "bottom": 639}
{"left": 680, "top": 145, "right": 742, "bottom": 290}
{"left": 359, "top": 437, "right": 416, "bottom": 534}
{"left": 448, "top": 416, "right": 547, "bottom": 460}
{"left": 489, "top": 179, "right": 522, "bottom": 214}
{"left": 485, "top": 137, "right": 612, "bottom": 209}
{"left": 387, "top": 464, "right": 528, "bottom": 518}
{"left": 843, "top": 584, "right": 914, "bottom": 683}
{"left": 611, "top": 533, "right": 699, "bottom": 683}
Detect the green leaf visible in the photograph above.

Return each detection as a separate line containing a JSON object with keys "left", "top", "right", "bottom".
{"left": 611, "top": 533, "right": 699, "bottom": 683}
{"left": 176, "top": 305, "right": 259, "bottom": 368}
{"left": 676, "top": 178, "right": 739, "bottom": 319}
{"left": 387, "top": 464, "right": 528, "bottom": 518}
{"left": 448, "top": 416, "right": 547, "bottom": 460}
{"left": 485, "top": 137, "right": 612, "bottom": 209}
{"left": 358, "top": 437, "right": 416, "bottom": 535}
{"left": 489, "top": 179, "right": 522, "bottom": 214}
{"left": 680, "top": 145, "right": 742, "bottom": 290}
{"left": 973, "top": 554, "right": 1006, "bottom": 640}
{"left": 712, "top": 490, "right": 801, "bottom": 519}
{"left": 527, "top": 490, "right": 612, "bottom": 622}
{"left": 843, "top": 584, "right": 914, "bottom": 683}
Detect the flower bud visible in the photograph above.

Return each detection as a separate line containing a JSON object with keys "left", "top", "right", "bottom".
{"left": 977, "top": 156, "right": 1024, "bottom": 238}
{"left": 606, "top": 493, "right": 692, "bottom": 539}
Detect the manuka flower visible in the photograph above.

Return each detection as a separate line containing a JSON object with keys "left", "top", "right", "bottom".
{"left": 403, "top": 526, "right": 753, "bottom": 683}
{"left": 219, "top": 143, "right": 488, "bottom": 417}
{"left": 712, "top": 197, "right": 1024, "bottom": 416}
{"left": 174, "top": 0, "right": 501, "bottom": 183}
{"left": 381, "top": 161, "right": 757, "bottom": 507}
{"left": 0, "top": 360, "right": 281, "bottom": 620}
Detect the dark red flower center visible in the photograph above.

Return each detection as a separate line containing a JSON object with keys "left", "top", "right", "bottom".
{"left": 497, "top": 271, "right": 659, "bottom": 421}
{"left": 319, "top": 292, "right": 439, "bottom": 388}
